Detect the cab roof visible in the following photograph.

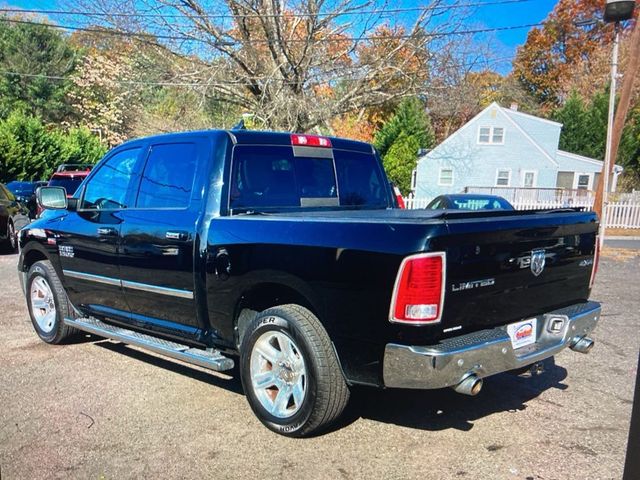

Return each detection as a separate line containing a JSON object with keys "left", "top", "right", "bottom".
{"left": 117, "top": 129, "right": 375, "bottom": 155}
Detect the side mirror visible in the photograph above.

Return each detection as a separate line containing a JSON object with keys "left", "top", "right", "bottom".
{"left": 36, "top": 186, "right": 68, "bottom": 210}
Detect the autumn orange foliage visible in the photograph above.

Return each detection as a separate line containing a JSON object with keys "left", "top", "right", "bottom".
{"left": 513, "top": 0, "right": 620, "bottom": 107}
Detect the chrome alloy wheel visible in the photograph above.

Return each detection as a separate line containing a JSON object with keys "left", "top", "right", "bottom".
{"left": 8, "top": 222, "right": 16, "bottom": 250}
{"left": 249, "top": 330, "right": 307, "bottom": 419}
{"left": 30, "top": 277, "right": 56, "bottom": 333}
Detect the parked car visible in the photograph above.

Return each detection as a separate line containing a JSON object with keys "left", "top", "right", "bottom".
{"left": 0, "top": 183, "right": 31, "bottom": 251}
{"left": 426, "top": 194, "right": 514, "bottom": 210}
{"left": 5, "top": 180, "right": 48, "bottom": 218}
{"left": 48, "top": 170, "right": 91, "bottom": 197}
{"left": 55, "top": 163, "right": 93, "bottom": 173}
{"left": 19, "top": 130, "right": 601, "bottom": 436}
{"left": 36, "top": 169, "right": 92, "bottom": 219}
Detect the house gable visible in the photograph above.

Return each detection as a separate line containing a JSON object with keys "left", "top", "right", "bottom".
{"left": 414, "top": 103, "right": 559, "bottom": 200}
{"left": 503, "top": 108, "right": 562, "bottom": 161}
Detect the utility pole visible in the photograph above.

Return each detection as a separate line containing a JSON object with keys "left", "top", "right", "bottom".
{"left": 596, "top": 23, "right": 620, "bottom": 247}
{"left": 593, "top": 13, "right": 640, "bottom": 245}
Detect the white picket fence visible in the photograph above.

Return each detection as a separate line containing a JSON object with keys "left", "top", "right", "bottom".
{"left": 402, "top": 197, "right": 640, "bottom": 229}
{"left": 606, "top": 201, "right": 640, "bottom": 228}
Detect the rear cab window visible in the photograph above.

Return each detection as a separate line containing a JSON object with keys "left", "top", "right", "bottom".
{"left": 229, "top": 145, "right": 390, "bottom": 212}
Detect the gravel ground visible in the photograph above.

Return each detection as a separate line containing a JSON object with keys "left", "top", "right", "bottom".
{"left": 0, "top": 249, "right": 638, "bottom": 480}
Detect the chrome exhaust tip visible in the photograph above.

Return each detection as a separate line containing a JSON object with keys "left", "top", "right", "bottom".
{"left": 453, "top": 375, "right": 483, "bottom": 396}
{"left": 570, "top": 336, "right": 594, "bottom": 354}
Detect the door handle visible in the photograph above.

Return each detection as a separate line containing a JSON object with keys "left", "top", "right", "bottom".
{"left": 97, "top": 227, "right": 118, "bottom": 236}
{"left": 166, "top": 231, "right": 189, "bottom": 241}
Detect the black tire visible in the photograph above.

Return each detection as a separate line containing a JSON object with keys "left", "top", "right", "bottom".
{"left": 26, "top": 260, "right": 77, "bottom": 344}
{"left": 240, "top": 304, "right": 350, "bottom": 437}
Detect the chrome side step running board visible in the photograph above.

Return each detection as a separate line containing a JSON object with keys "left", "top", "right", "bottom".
{"left": 63, "top": 317, "right": 234, "bottom": 372}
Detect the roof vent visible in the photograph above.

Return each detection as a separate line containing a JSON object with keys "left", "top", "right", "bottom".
{"left": 510, "top": 103, "right": 519, "bottom": 111}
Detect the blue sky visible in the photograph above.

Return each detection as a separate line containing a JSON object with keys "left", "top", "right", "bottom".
{"left": 3, "top": 0, "right": 559, "bottom": 72}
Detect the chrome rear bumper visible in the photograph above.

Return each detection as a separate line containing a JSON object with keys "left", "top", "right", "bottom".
{"left": 383, "top": 301, "right": 601, "bottom": 389}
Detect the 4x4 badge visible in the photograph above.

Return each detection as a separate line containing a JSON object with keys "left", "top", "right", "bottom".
{"left": 530, "top": 249, "right": 546, "bottom": 276}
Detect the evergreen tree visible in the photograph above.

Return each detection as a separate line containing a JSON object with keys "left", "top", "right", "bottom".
{"left": 553, "top": 89, "right": 608, "bottom": 160}
{"left": 0, "top": 21, "right": 78, "bottom": 124}
{"left": 373, "top": 97, "right": 434, "bottom": 158}
{"left": 0, "top": 111, "right": 106, "bottom": 182}
{"left": 619, "top": 105, "right": 640, "bottom": 187}
{"left": 552, "top": 91, "right": 588, "bottom": 155}
{"left": 373, "top": 97, "right": 434, "bottom": 194}
{"left": 581, "top": 90, "right": 608, "bottom": 160}
{"left": 552, "top": 88, "right": 640, "bottom": 187}
{"left": 383, "top": 133, "right": 420, "bottom": 194}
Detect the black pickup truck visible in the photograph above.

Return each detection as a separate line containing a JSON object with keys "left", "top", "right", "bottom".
{"left": 18, "top": 130, "right": 601, "bottom": 436}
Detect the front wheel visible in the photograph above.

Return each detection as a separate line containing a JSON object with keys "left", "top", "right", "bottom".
{"left": 26, "top": 260, "right": 77, "bottom": 344}
{"left": 240, "top": 304, "right": 350, "bottom": 437}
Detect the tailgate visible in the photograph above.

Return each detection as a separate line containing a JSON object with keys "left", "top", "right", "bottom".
{"left": 431, "top": 209, "right": 598, "bottom": 334}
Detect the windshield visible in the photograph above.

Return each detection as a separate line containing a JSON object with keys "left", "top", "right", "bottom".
{"left": 230, "top": 145, "right": 389, "bottom": 212}
{"left": 450, "top": 197, "right": 512, "bottom": 210}
{"left": 49, "top": 177, "right": 84, "bottom": 196}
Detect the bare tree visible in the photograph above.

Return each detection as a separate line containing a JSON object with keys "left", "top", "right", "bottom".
{"left": 67, "top": 0, "right": 470, "bottom": 132}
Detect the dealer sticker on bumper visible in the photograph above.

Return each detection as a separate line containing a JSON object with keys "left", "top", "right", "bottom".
{"left": 507, "top": 318, "right": 537, "bottom": 349}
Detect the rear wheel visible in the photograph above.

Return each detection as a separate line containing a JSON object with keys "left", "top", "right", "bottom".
{"left": 27, "top": 260, "right": 77, "bottom": 344}
{"left": 240, "top": 304, "right": 350, "bottom": 437}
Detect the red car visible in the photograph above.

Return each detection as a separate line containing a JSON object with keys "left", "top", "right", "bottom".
{"left": 48, "top": 170, "right": 90, "bottom": 197}
{"left": 36, "top": 167, "right": 92, "bottom": 217}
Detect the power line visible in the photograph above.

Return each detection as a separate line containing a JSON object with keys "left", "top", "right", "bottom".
{"left": 0, "top": 17, "right": 544, "bottom": 45}
{"left": 0, "top": 57, "right": 514, "bottom": 87}
{"left": 0, "top": 0, "right": 533, "bottom": 20}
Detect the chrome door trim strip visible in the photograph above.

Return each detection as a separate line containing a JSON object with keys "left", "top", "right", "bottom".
{"left": 62, "top": 269, "right": 121, "bottom": 287}
{"left": 121, "top": 279, "right": 194, "bottom": 299}
{"left": 62, "top": 269, "right": 194, "bottom": 299}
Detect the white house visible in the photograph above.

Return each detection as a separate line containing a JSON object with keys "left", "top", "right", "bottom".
{"left": 413, "top": 102, "right": 623, "bottom": 203}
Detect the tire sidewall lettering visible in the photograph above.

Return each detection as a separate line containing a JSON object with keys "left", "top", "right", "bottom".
{"left": 242, "top": 310, "right": 316, "bottom": 435}
{"left": 257, "top": 315, "right": 288, "bottom": 329}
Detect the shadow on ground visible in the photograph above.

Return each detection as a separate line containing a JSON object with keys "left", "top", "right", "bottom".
{"left": 86, "top": 339, "right": 567, "bottom": 434}
{"left": 342, "top": 357, "right": 567, "bottom": 433}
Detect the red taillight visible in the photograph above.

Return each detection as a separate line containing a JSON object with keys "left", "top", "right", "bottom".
{"left": 290, "top": 134, "right": 332, "bottom": 148}
{"left": 393, "top": 185, "right": 405, "bottom": 209}
{"left": 390, "top": 252, "right": 446, "bottom": 324}
{"left": 589, "top": 236, "right": 600, "bottom": 289}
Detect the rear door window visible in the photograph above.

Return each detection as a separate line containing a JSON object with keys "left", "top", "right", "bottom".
{"left": 136, "top": 143, "right": 198, "bottom": 209}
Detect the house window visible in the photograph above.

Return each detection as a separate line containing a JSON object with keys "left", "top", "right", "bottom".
{"left": 576, "top": 174, "right": 591, "bottom": 190}
{"left": 478, "top": 126, "right": 505, "bottom": 145}
{"left": 556, "top": 171, "right": 574, "bottom": 189}
{"left": 478, "top": 127, "right": 491, "bottom": 143}
{"left": 492, "top": 127, "right": 504, "bottom": 143}
{"left": 438, "top": 168, "right": 454, "bottom": 186}
{"left": 522, "top": 170, "right": 537, "bottom": 188}
{"left": 496, "top": 169, "right": 511, "bottom": 186}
